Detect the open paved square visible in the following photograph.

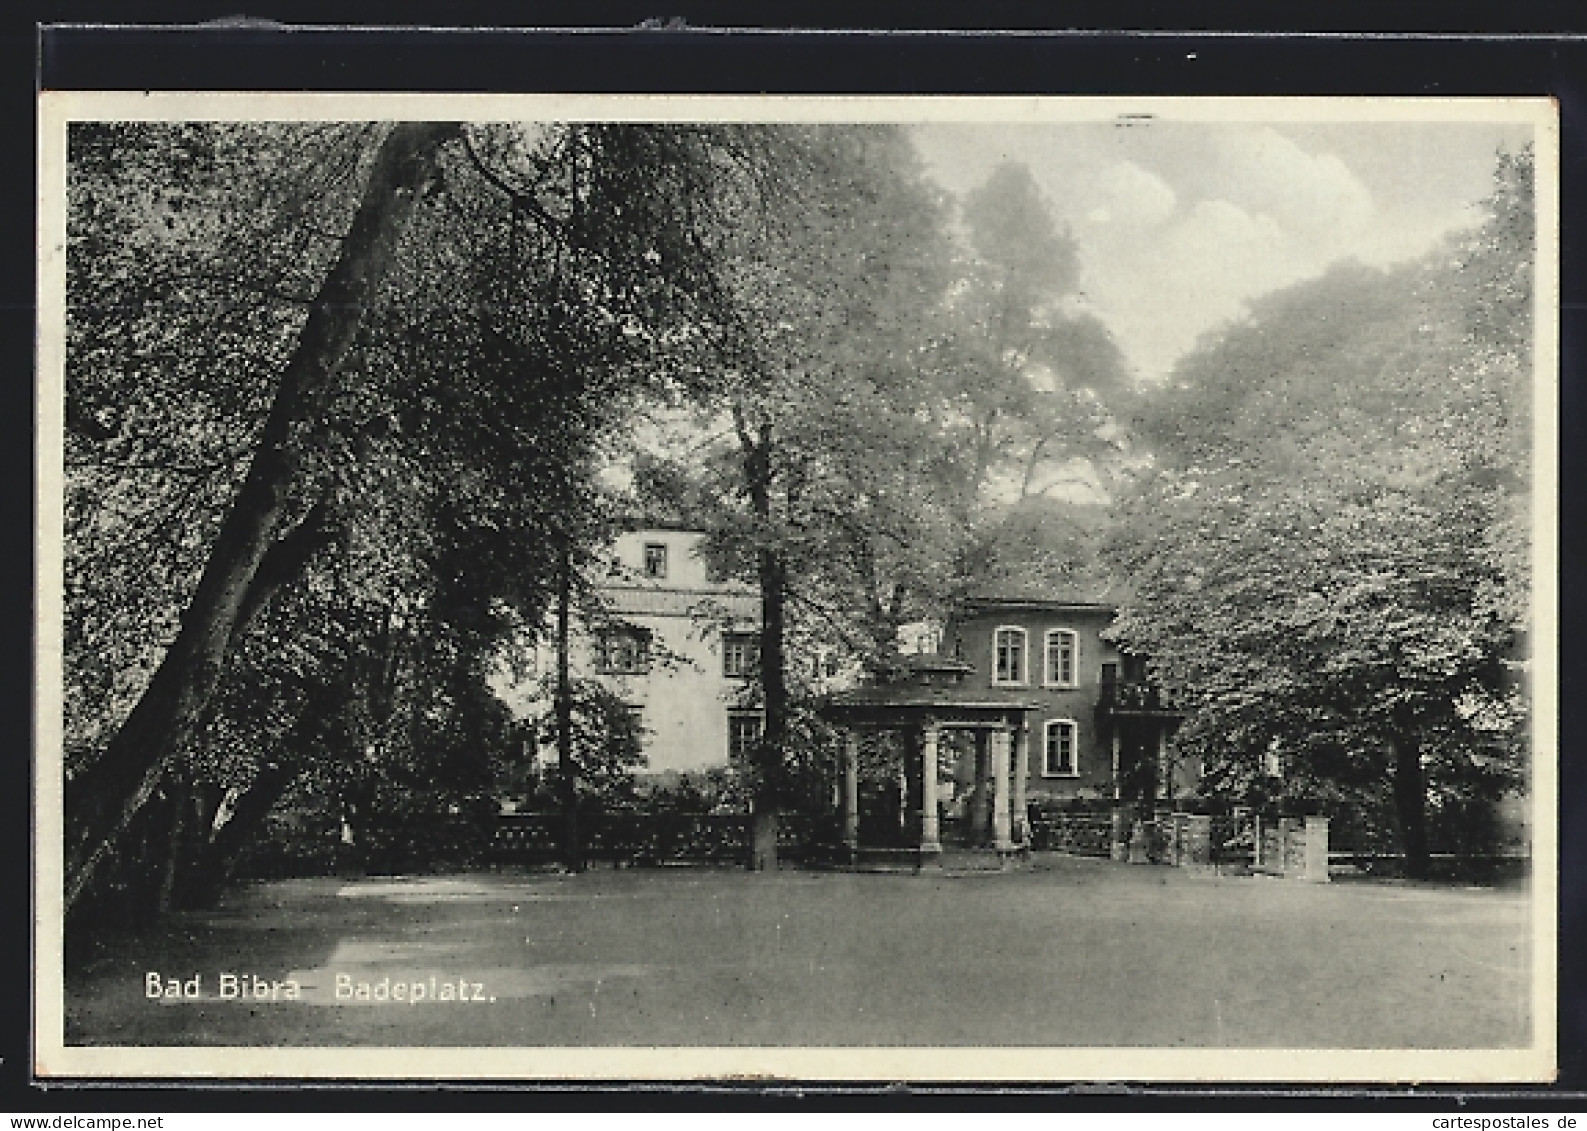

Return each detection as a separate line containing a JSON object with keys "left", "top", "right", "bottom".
{"left": 65, "top": 856, "right": 1532, "bottom": 1049}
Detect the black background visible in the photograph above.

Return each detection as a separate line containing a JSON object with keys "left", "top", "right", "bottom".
{"left": 5, "top": 1, "right": 1584, "bottom": 1111}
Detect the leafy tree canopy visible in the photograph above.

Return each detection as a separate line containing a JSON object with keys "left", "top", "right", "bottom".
{"left": 1106, "top": 149, "right": 1534, "bottom": 871}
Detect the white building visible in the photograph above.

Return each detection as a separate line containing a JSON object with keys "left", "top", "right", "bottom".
{"left": 507, "top": 529, "right": 763, "bottom": 778}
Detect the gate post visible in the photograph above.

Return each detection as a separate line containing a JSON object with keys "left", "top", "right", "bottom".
{"left": 1128, "top": 819, "right": 1150, "bottom": 865}
{"left": 1110, "top": 807, "right": 1131, "bottom": 861}
{"left": 1181, "top": 814, "right": 1213, "bottom": 870}
{"left": 1300, "top": 816, "right": 1330, "bottom": 883}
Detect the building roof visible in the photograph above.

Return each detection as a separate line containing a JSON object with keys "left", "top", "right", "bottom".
{"left": 820, "top": 650, "right": 1040, "bottom": 725}
{"left": 900, "top": 653, "right": 975, "bottom": 676}
{"left": 957, "top": 573, "right": 1128, "bottom": 609}
{"left": 819, "top": 682, "right": 1044, "bottom": 729}
{"left": 823, "top": 682, "right": 1043, "bottom": 712}
{"left": 956, "top": 593, "right": 1117, "bottom": 616}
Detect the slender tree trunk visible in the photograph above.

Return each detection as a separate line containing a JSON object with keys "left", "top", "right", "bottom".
{"left": 64, "top": 122, "right": 457, "bottom": 915}
{"left": 751, "top": 544, "right": 787, "bottom": 870}
{"left": 1389, "top": 730, "right": 1431, "bottom": 880}
{"left": 555, "top": 543, "right": 581, "bottom": 872}
{"left": 738, "top": 421, "right": 784, "bottom": 871}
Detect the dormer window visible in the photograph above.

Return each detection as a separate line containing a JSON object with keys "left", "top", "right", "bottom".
{"left": 1044, "top": 629, "right": 1078, "bottom": 688}
{"left": 992, "top": 626, "right": 1027, "bottom": 686}
{"left": 643, "top": 542, "right": 668, "bottom": 579}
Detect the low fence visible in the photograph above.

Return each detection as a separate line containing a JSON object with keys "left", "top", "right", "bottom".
{"left": 492, "top": 810, "right": 838, "bottom": 866}
{"left": 1025, "top": 805, "right": 1114, "bottom": 858}
{"left": 1024, "top": 801, "right": 1329, "bottom": 880}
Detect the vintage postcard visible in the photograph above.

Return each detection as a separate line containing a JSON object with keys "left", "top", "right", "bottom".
{"left": 34, "top": 92, "right": 1559, "bottom": 1082}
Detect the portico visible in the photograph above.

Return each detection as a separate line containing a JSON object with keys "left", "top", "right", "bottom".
{"left": 821, "top": 655, "right": 1039, "bottom": 866}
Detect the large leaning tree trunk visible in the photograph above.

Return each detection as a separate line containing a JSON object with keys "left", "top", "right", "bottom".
{"left": 65, "top": 122, "right": 458, "bottom": 914}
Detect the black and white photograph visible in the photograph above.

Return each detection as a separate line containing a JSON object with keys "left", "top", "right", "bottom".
{"left": 34, "top": 94, "right": 1557, "bottom": 1081}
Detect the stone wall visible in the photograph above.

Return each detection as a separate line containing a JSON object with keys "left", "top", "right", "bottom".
{"left": 1252, "top": 815, "right": 1330, "bottom": 882}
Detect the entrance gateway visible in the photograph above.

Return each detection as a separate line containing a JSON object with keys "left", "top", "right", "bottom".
{"left": 821, "top": 654, "right": 1041, "bottom": 866}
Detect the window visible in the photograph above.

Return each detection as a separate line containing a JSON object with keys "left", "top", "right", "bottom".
{"left": 642, "top": 542, "right": 668, "bottom": 579}
{"left": 992, "top": 626, "right": 1027, "bottom": 685}
{"left": 722, "top": 632, "right": 759, "bottom": 678}
{"left": 1044, "top": 629, "right": 1079, "bottom": 687}
{"left": 1043, "top": 719, "right": 1079, "bottom": 777}
{"left": 595, "top": 626, "right": 651, "bottom": 674}
{"left": 728, "top": 712, "right": 764, "bottom": 763}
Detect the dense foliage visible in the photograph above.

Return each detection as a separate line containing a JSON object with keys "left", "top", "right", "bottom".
{"left": 1107, "top": 151, "right": 1534, "bottom": 874}
{"left": 62, "top": 117, "right": 1530, "bottom": 912}
{"left": 63, "top": 121, "right": 801, "bottom": 916}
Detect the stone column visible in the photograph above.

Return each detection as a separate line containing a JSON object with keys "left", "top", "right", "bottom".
{"left": 1012, "top": 718, "right": 1030, "bottom": 848}
{"left": 970, "top": 730, "right": 990, "bottom": 846}
{"left": 1110, "top": 726, "right": 1123, "bottom": 800}
{"left": 990, "top": 725, "right": 1014, "bottom": 853}
{"left": 842, "top": 730, "right": 860, "bottom": 858}
{"left": 920, "top": 722, "right": 942, "bottom": 858}
{"left": 897, "top": 749, "right": 911, "bottom": 838}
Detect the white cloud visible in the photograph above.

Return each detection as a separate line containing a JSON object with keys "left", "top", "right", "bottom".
{"left": 911, "top": 120, "right": 1517, "bottom": 383}
{"left": 1206, "top": 127, "right": 1376, "bottom": 240}
{"left": 1088, "top": 161, "right": 1177, "bottom": 229}
{"left": 1165, "top": 199, "right": 1290, "bottom": 274}
{"left": 1081, "top": 197, "right": 1312, "bottom": 379}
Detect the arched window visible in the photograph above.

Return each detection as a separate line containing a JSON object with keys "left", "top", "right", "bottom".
{"left": 1043, "top": 719, "right": 1079, "bottom": 777}
{"left": 1044, "top": 629, "right": 1079, "bottom": 687}
{"left": 992, "top": 626, "right": 1027, "bottom": 686}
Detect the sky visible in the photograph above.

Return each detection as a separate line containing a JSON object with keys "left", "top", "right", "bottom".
{"left": 910, "top": 118, "right": 1534, "bottom": 384}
